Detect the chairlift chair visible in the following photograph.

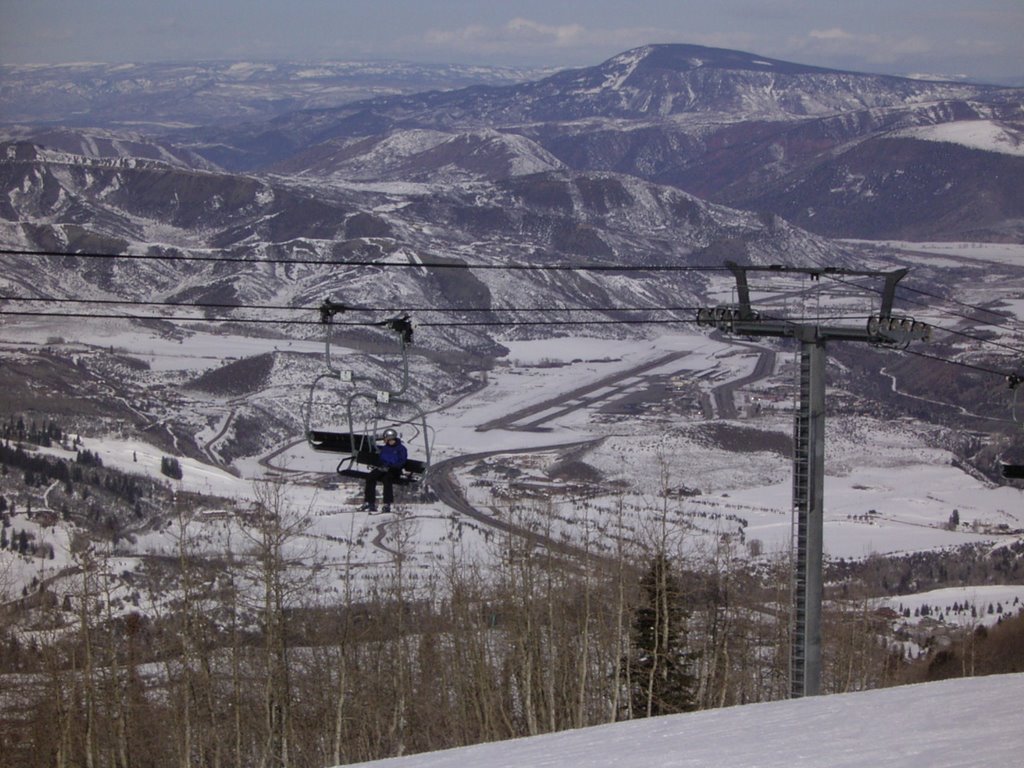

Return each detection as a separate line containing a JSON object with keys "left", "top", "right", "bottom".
{"left": 304, "top": 301, "right": 432, "bottom": 485}
{"left": 1000, "top": 374, "right": 1024, "bottom": 478}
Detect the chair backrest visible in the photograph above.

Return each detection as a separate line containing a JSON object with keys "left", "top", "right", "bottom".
{"left": 1002, "top": 463, "right": 1024, "bottom": 479}
{"left": 309, "top": 430, "right": 426, "bottom": 474}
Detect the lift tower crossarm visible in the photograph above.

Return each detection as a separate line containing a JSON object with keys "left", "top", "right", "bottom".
{"left": 724, "top": 261, "right": 910, "bottom": 341}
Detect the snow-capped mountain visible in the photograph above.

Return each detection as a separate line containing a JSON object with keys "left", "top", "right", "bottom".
{"left": 4, "top": 42, "right": 1020, "bottom": 354}
{"left": 2, "top": 43, "right": 1022, "bottom": 320}
{"left": 124, "top": 44, "right": 1019, "bottom": 241}
{"left": 6, "top": 46, "right": 1021, "bottom": 234}
{"left": 238, "top": 44, "right": 1006, "bottom": 139}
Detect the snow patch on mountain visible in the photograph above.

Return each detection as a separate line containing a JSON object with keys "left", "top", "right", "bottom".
{"left": 893, "top": 119, "right": 1024, "bottom": 156}
{"left": 285, "top": 127, "right": 564, "bottom": 181}
{"left": 600, "top": 47, "right": 651, "bottom": 91}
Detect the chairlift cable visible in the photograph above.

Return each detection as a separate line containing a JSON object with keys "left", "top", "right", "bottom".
{"left": 824, "top": 272, "right": 1024, "bottom": 336}
{"left": 5, "top": 308, "right": 1023, "bottom": 394}
{"left": 0, "top": 294, "right": 314, "bottom": 313}
{"left": 0, "top": 294, "right": 707, "bottom": 314}
{"left": 0, "top": 246, "right": 731, "bottom": 273}
{"left": 899, "top": 282, "right": 1021, "bottom": 324}
{"left": 899, "top": 347, "right": 1016, "bottom": 381}
{"left": 0, "top": 308, "right": 700, "bottom": 328}
{"left": 819, "top": 274, "right": 1024, "bottom": 357}
{"left": 0, "top": 309, "right": 327, "bottom": 325}
{"left": 0, "top": 294, "right": 911, "bottom": 324}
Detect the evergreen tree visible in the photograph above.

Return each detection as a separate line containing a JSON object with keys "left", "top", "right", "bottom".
{"left": 623, "top": 552, "right": 698, "bottom": 718}
{"left": 160, "top": 456, "right": 183, "bottom": 480}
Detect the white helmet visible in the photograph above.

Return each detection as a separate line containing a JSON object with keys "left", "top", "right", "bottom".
{"left": 382, "top": 428, "right": 399, "bottom": 441}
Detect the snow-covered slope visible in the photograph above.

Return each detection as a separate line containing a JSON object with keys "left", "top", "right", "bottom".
{"left": 272, "top": 127, "right": 566, "bottom": 181}
{"left": 340, "top": 674, "right": 1024, "bottom": 768}
{"left": 894, "top": 119, "right": 1024, "bottom": 156}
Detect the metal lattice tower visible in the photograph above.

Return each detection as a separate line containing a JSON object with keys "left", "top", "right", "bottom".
{"left": 789, "top": 331, "right": 825, "bottom": 696}
{"left": 698, "top": 262, "right": 928, "bottom": 697}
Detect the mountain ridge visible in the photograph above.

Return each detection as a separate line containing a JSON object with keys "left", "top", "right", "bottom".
{"left": 101, "top": 43, "right": 1018, "bottom": 242}
{"left": 2, "top": 41, "right": 1022, "bottom": 328}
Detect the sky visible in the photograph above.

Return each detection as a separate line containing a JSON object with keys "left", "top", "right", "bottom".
{"left": 1, "top": 1, "right": 1022, "bottom": 82}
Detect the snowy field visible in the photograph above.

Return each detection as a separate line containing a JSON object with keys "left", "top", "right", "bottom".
{"left": 841, "top": 238, "right": 1024, "bottom": 268}
{"left": 6, "top": 330, "right": 1024, "bottom": 616}
{"left": 0, "top": 316, "right": 331, "bottom": 372}
{"left": 879, "top": 584, "right": 1024, "bottom": 629}
{"left": 338, "top": 673, "right": 1024, "bottom": 768}
{"left": 894, "top": 119, "right": 1024, "bottom": 157}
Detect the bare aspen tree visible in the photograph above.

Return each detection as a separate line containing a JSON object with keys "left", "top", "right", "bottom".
{"left": 239, "top": 479, "right": 317, "bottom": 768}
{"left": 572, "top": 503, "right": 593, "bottom": 730}
{"left": 159, "top": 493, "right": 227, "bottom": 768}
{"left": 689, "top": 528, "right": 743, "bottom": 710}
{"left": 959, "top": 607, "right": 981, "bottom": 678}
{"left": 172, "top": 499, "right": 197, "bottom": 768}
{"left": 822, "top": 589, "right": 897, "bottom": 695}
{"left": 329, "top": 514, "right": 360, "bottom": 767}
{"left": 379, "top": 508, "right": 421, "bottom": 757}
{"left": 140, "top": 542, "right": 195, "bottom": 768}
{"left": 767, "top": 549, "right": 795, "bottom": 700}
{"left": 440, "top": 539, "right": 511, "bottom": 745}
{"left": 24, "top": 569, "right": 78, "bottom": 768}
{"left": 220, "top": 521, "right": 248, "bottom": 768}
{"left": 94, "top": 541, "right": 132, "bottom": 768}
{"left": 70, "top": 539, "right": 100, "bottom": 768}
{"left": 609, "top": 496, "right": 637, "bottom": 722}
{"left": 436, "top": 539, "right": 472, "bottom": 744}
{"left": 495, "top": 502, "right": 545, "bottom": 736}
{"left": 537, "top": 502, "right": 559, "bottom": 734}
{"left": 407, "top": 568, "right": 453, "bottom": 754}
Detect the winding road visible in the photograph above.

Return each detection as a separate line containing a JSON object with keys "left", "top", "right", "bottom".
{"left": 424, "top": 341, "right": 776, "bottom": 560}
{"left": 427, "top": 439, "right": 610, "bottom": 562}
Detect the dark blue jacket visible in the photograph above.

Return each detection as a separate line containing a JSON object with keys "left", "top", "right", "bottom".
{"left": 379, "top": 440, "right": 408, "bottom": 469}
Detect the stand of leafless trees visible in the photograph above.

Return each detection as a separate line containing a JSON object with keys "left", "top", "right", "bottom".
{"left": 0, "top": 489, "right": 944, "bottom": 768}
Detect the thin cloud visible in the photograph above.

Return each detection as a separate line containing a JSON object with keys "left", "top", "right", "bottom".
{"left": 32, "top": 28, "right": 76, "bottom": 43}
{"left": 791, "top": 27, "right": 933, "bottom": 66}
{"left": 141, "top": 16, "right": 190, "bottom": 35}
{"left": 808, "top": 27, "right": 857, "bottom": 41}
{"left": 504, "top": 18, "right": 588, "bottom": 47}
{"left": 420, "top": 18, "right": 664, "bottom": 63}
{"left": 423, "top": 19, "right": 586, "bottom": 49}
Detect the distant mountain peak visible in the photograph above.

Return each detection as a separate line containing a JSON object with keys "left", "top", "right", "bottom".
{"left": 598, "top": 43, "right": 845, "bottom": 79}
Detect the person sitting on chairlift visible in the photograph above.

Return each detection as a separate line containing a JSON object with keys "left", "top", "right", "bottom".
{"left": 360, "top": 428, "right": 407, "bottom": 513}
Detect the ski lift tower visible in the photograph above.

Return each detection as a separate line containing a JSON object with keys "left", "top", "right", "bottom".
{"left": 698, "top": 261, "right": 929, "bottom": 698}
